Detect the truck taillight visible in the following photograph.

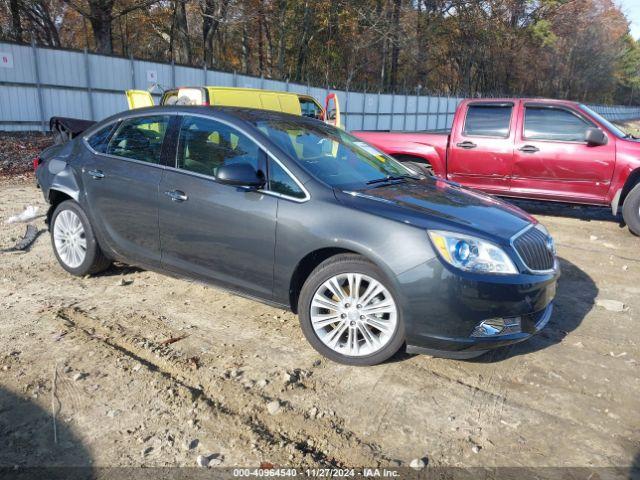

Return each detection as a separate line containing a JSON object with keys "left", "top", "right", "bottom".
{"left": 33, "top": 156, "right": 41, "bottom": 171}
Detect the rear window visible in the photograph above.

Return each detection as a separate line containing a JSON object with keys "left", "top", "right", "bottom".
{"left": 463, "top": 104, "right": 513, "bottom": 137}
{"left": 106, "top": 115, "right": 170, "bottom": 164}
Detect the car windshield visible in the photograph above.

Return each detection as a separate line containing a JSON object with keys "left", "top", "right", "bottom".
{"left": 579, "top": 104, "right": 627, "bottom": 138}
{"left": 254, "top": 119, "right": 415, "bottom": 189}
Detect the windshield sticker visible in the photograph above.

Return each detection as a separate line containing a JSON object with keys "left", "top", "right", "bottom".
{"left": 353, "top": 141, "right": 384, "bottom": 157}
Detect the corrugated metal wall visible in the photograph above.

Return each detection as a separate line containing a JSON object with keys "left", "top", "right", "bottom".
{"left": 1, "top": 41, "right": 639, "bottom": 132}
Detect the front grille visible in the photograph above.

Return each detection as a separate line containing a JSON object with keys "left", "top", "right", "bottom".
{"left": 513, "top": 227, "right": 555, "bottom": 272}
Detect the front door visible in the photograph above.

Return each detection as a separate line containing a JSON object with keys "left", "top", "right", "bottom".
{"left": 511, "top": 104, "right": 616, "bottom": 203}
{"left": 447, "top": 102, "right": 516, "bottom": 193}
{"left": 82, "top": 114, "right": 171, "bottom": 267}
{"left": 158, "top": 114, "right": 278, "bottom": 298}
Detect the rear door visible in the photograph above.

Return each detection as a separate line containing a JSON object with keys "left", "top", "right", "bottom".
{"left": 511, "top": 103, "right": 616, "bottom": 203}
{"left": 82, "top": 114, "right": 171, "bottom": 267}
{"left": 447, "top": 102, "right": 516, "bottom": 193}
{"left": 158, "top": 114, "right": 278, "bottom": 298}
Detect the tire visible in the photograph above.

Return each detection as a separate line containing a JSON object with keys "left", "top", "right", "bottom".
{"left": 298, "top": 254, "right": 405, "bottom": 366}
{"left": 622, "top": 183, "right": 640, "bottom": 236}
{"left": 50, "top": 200, "right": 111, "bottom": 276}
{"left": 393, "top": 155, "right": 434, "bottom": 176}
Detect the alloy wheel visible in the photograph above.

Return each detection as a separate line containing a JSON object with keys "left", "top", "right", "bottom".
{"left": 310, "top": 273, "right": 398, "bottom": 357}
{"left": 53, "top": 210, "right": 87, "bottom": 268}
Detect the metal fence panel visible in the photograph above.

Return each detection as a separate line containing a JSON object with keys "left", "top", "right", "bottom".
{"left": 2, "top": 41, "right": 640, "bottom": 132}
{"left": 88, "top": 54, "right": 131, "bottom": 91}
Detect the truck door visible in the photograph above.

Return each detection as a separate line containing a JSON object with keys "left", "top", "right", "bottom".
{"left": 511, "top": 103, "right": 616, "bottom": 203}
{"left": 447, "top": 102, "right": 516, "bottom": 194}
{"left": 125, "top": 90, "right": 154, "bottom": 109}
{"left": 324, "top": 93, "right": 342, "bottom": 129}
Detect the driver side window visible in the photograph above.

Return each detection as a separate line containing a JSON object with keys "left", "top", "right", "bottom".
{"left": 177, "top": 116, "right": 260, "bottom": 178}
{"left": 524, "top": 106, "right": 594, "bottom": 142}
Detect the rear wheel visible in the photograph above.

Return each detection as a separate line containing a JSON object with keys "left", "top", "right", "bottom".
{"left": 622, "top": 183, "right": 640, "bottom": 236}
{"left": 298, "top": 254, "right": 405, "bottom": 366}
{"left": 50, "top": 200, "right": 111, "bottom": 276}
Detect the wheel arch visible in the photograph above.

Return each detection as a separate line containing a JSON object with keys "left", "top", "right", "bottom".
{"left": 46, "top": 189, "right": 75, "bottom": 225}
{"left": 391, "top": 151, "right": 444, "bottom": 176}
{"left": 289, "top": 247, "right": 390, "bottom": 314}
{"left": 620, "top": 168, "right": 640, "bottom": 206}
{"left": 393, "top": 153, "right": 433, "bottom": 166}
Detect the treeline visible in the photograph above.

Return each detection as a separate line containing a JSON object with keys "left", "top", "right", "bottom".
{"left": 1, "top": 0, "right": 639, "bottom": 104}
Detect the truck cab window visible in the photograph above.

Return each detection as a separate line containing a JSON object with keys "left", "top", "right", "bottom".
{"left": 463, "top": 104, "right": 512, "bottom": 137}
{"left": 524, "top": 106, "right": 593, "bottom": 142}
{"left": 300, "top": 98, "right": 323, "bottom": 119}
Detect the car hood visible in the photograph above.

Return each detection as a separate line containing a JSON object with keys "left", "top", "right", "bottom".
{"left": 335, "top": 177, "right": 535, "bottom": 242}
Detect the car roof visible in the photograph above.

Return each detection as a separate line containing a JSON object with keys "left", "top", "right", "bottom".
{"left": 121, "top": 104, "right": 319, "bottom": 125}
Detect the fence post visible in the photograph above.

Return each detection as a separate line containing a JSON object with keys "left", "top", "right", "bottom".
{"left": 171, "top": 60, "right": 176, "bottom": 88}
{"left": 30, "top": 41, "right": 46, "bottom": 132}
{"left": 391, "top": 91, "right": 396, "bottom": 131}
{"left": 375, "top": 91, "right": 381, "bottom": 131}
{"left": 83, "top": 48, "right": 95, "bottom": 121}
{"left": 261, "top": 75, "right": 264, "bottom": 89}
{"left": 344, "top": 86, "right": 350, "bottom": 130}
{"left": 362, "top": 87, "right": 367, "bottom": 130}
{"left": 130, "top": 54, "right": 136, "bottom": 89}
{"left": 435, "top": 95, "right": 441, "bottom": 129}
{"left": 414, "top": 89, "right": 420, "bottom": 132}
{"left": 203, "top": 63, "right": 207, "bottom": 85}
{"left": 425, "top": 94, "right": 431, "bottom": 130}
{"left": 233, "top": 70, "right": 238, "bottom": 87}
{"left": 402, "top": 89, "right": 408, "bottom": 131}
{"left": 285, "top": 79, "right": 290, "bottom": 92}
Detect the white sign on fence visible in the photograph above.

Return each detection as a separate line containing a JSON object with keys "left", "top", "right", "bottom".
{"left": 146, "top": 70, "right": 157, "bottom": 83}
{"left": 0, "top": 52, "right": 13, "bottom": 68}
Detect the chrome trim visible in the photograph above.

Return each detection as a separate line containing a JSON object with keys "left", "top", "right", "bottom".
{"left": 509, "top": 224, "right": 557, "bottom": 275}
{"left": 82, "top": 110, "right": 311, "bottom": 203}
{"left": 174, "top": 112, "right": 311, "bottom": 203}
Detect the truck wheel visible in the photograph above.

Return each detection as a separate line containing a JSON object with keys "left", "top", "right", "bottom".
{"left": 393, "top": 155, "right": 434, "bottom": 176}
{"left": 50, "top": 200, "right": 112, "bottom": 276}
{"left": 298, "top": 254, "right": 405, "bottom": 366}
{"left": 622, "top": 183, "right": 640, "bottom": 236}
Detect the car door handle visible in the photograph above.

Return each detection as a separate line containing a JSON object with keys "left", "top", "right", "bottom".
{"left": 456, "top": 141, "right": 477, "bottom": 149}
{"left": 518, "top": 145, "right": 540, "bottom": 153}
{"left": 165, "top": 190, "right": 188, "bottom": 202}
{"left": 87, "top": 169, "right": 104, "bottom": 179}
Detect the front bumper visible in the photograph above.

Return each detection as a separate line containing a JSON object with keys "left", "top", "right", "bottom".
{"left": 396, "top": 257, "right": 559, "bottom": 359}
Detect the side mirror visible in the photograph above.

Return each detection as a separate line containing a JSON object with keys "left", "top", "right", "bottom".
{"left": 216, "top": 163, "right": 265, "bottom": 188}
{"left": 585, "top": 127, "right": 607, "bottom": 146}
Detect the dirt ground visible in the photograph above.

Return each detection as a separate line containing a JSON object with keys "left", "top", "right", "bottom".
{"left": 0, "top": 175, "right": 639, "bottom": 477}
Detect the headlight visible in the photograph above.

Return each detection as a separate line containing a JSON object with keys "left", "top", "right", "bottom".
{"left": 428, "top": 230, "right": 518, "bottom": 275}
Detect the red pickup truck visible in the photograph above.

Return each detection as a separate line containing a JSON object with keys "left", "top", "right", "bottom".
{"left": 354, "top": 98, "right": 640, "bottom": 235}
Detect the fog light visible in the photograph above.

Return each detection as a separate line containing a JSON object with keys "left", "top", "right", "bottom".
{"left": 471, "top": 317, "right": 521, "bottom": 337}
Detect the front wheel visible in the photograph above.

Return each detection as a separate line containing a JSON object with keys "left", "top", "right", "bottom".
{"left": 298, "top": 254, "right": 405, "bottom": 366}
{"left": 622, "top": 183, "right": 640, "bottom": 236}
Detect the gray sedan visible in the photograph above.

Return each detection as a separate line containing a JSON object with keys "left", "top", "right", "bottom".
{"left": 35, "top": 106, "right": 559, "bottom": 365}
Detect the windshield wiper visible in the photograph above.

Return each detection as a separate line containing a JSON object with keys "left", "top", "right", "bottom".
{"left": 366, "top": 174, "right": 419, "bottom": 185}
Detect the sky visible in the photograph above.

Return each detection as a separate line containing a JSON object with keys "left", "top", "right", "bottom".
{"left": 618, "top": 0, "right": 640, "bottom": 40}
